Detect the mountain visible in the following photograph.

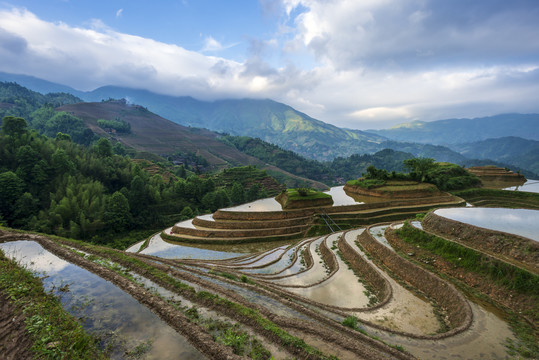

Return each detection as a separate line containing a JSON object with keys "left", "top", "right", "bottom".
{"left": 450, "top": 136, "right": 539, "bottom": 175}
{"left": 0, "top": 71, "right": 84, "bottom": 97}
{"left": 367, "top": 114, "right": 539, "bottom": 144}
{"left": 0, "top": 74, "right": 386, "bottom": 161}
{"left": 81, "top": 86, "right": 385, "bottom": 161}
{"left": 379, "top": 141, "right": 467, "bottom": 164}
{"left": 56, "top": 100, "right": 329, "bottom": 189}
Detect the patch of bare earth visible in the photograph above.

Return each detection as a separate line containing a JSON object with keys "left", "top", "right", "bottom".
{"left": 0, "top": 292, "right": 34, "bottom": 360}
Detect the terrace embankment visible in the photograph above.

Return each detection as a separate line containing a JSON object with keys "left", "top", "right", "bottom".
{"left": 169, "top": 192, "right": 465, "bottom": 244}
{"left": 356, "top": 227, "right": 473, "bottom": 338}
{"left": 467, "top": 166, "right": 526, "bottom": 183}
{"left": 451, "top": 188, "right": 539, "bottom": 210}
{"left": 422, "top": 211, "right": 539, "bottom": 273}
{"left": 337, "top": 234, "right": 391, "bottom": 305}
{"left": 385, "top": 223, "right": 539, "bottom": 329}
{"left": 344, "top": 180, "right": 441, "bottom": 199}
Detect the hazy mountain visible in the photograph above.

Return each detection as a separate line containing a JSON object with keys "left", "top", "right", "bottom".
{"left": 367, "top": 114, "right": 539, "bottom": 144}
{"left": 451, "top": 137, "right": 539, "bottom": 175}
{"left": 82, "top": 86, "right": 386, "bottom": 161}
{"left": 0, "top": 74, "right": 386, "bottom": 161}
{"left": 0, "top": 71, "right": 84, "bottom": 97}
{"left": 379, "top": 141, "right": 467, "bottom": 164}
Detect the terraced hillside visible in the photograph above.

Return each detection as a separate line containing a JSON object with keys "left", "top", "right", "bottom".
{"left": 1, "top": 188, "right": 537, "bottom": 359}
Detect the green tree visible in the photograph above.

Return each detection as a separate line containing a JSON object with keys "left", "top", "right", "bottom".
{"left": 0, "top": 171, "right": 26, "bottom": 223}
{"left": 95, "top": 138, "right": 113, "bottom": 157}
{"left": 1, "top": 116, "right": 27, "bottom": 137}
{"left": 230, "top": 182, "right": 245, "bottom": 204}
{"left": 403, "top": 157, "right": 436, "bottom": 182}
{"left": 103, "top": 191, "right": 132, "bottom": 233}
{"left": 246, "top": 183, "right": 261, "bottom": 202}
{"left": 12, "top": 192, "right": 38, "bottom": 228}
{"left": 180, "top": 206, "right": 193, "bottom": 220}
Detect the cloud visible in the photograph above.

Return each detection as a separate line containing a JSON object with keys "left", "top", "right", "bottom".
{"left": 0, "top": 3, "right": 538, "bottom": 130}
{"left": 283, "top": 0, "right": 539, "bottom": 71}
{"left": 116, "top": 8, "right": 123, "bottom": 18}
{"left": 201, "top": 36, "right": 223, "bottom": 52}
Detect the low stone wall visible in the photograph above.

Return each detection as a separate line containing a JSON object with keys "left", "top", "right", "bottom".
{"left": 171, "top": 223, "right": 309, "bottom": 239}
{"left": 337, "top": 235, "right": 391, "bottom": 306}
{"left": 343, "top": 183, "right": 440, "bottom": 199}
{"left": 275, "top": 192, "right": 334, "bottom": 209}
{"left": 161, "top": 231, "right": 304, "bottom": 245}
{"left": 319, "top": 236, "right": 338, "bottom": 274}
{"left": 192, "top": 216, "right": 312, "bottom": 230}
{"left": 213, "top": 208, "right": 316, "bottom": 221}
{"left": 358, "top": 228, "right": 473, "bottom": 338}
{"left": 422, "top": 212, "right": 539, "bottom": 272}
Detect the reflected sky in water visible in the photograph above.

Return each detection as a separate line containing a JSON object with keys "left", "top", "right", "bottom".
{"left": 434, "top": 207, "right": 539, "bottom": 241}
{"left": 503, "top": 179, "right": 539, "bottom": 193}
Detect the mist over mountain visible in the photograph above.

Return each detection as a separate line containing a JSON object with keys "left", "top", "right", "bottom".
{"left": 1, "top": 72, "right": 538, "bottom": 177}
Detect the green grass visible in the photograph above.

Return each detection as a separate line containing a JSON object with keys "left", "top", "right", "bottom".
{"left": 0, "top": 250, "right": 106, "bottom": 359}
{"left": 395, "top": 223, "right": 539, "bottom": 296}
{"left": 346, "top": 179, "right": 386, "bottom": 189}
{"left": 286, "top": 188, "right": 332, "bottom": 200}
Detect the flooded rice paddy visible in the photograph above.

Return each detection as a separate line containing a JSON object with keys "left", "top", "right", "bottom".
{"left": 0, "top": 240, "right": 203, "bottom": 360}
{"left": 434, "top": 207, "right": 539, "bottom": 241}
{"left": 2, "top": 193, "right": 531, "bottom": 359}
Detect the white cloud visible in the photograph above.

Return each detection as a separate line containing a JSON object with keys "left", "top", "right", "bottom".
{"left": 0, "top": 3, "right": 538, "bottom": 130}
{"left": 116, "top": 8, "right": 123, "bottom": 18}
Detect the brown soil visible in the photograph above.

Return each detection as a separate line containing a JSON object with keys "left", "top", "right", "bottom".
{"left": 343, "top": 182, "right": 441, "bottom": 199}
{"left": 0, "top": 229, "right": 412, "bottom": 360}
{"left": 0, "top": 292, "right": 34, "bottom": 360}
{"left": 384, "top": 226, "right": 538, "bottom": 327}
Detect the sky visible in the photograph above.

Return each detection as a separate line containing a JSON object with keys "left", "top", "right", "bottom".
{"left": 0, "top": 0, "right": 538, "bottom": 129}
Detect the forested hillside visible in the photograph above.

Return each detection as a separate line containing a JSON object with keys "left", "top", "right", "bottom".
{"left": 0, "top": 117, "right": 274, "bottom": 248}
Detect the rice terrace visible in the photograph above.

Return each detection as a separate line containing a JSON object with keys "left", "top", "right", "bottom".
{"left": 1, "top": 167, "right": 537, "bottom": 359}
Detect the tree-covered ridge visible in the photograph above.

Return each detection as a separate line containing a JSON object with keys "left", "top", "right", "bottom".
{"left": 0, "top": 81, "right": 81, "bottom": 119}
{"left": 0, "top": 82, "right": 96, "bottom": 146}
{"left": 221, "top": 135, "right": 335, "bottom": 185}
{"left": 0, "top": 117, "right": 273, "bottom": 248}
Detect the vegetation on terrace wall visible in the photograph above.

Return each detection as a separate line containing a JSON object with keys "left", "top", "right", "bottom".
{"left": 0, "top": 117, "right": 272, "bottom": 247}
{"left": 395, "top": 222, "right": 539, "bottom": 296}
{"left": 349, "top": 158, "right": 482, "bottom": 191}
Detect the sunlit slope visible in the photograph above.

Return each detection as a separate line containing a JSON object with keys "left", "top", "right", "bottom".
{"left": 81, "top": 87, "right": 385, "bottom": 161}
{"left": 57, "top": 101, "right": 263, "bottom": 169}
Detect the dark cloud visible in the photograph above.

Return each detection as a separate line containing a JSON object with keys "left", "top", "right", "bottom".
{"left": 0, "top": 27, "right": 27, "bottom": 54}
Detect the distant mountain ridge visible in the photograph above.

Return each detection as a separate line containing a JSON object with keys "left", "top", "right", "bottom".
{"left": 82, "top": 86, "right": 386, "bottom": 161}
{"left": 1, "top": 72, "right": 538, "bottom": 176}
{"left": 450, "top": 136, "right": 539, "bottom": 175}
{"left": 367, "top": 114, "right": 539, "bottom": 144}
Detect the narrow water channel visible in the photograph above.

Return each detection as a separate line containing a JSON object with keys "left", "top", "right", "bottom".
{"left": 0, "top": 240, "right": 204, "bottom": 360}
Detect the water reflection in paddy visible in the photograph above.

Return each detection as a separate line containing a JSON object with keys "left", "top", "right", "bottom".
{"left": 287, "top": 234, "right": 370, "bottom": 309}
{"left": 323, "top": 186, "right": 363, "bottom": 206}
{"left": 223, "top": 197, "right": 283, "bottom": 212}
{"left": 434, "top": 207, "right": 539, "bottom": 241}
{"left": 503, "top": 179, "right": 539, "bottom": 193}
{"left": 0, "top": 240, "right": 204, "bottom": 360}
{"left": 128, "top": 233, "right": 298, "bottom": 260}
